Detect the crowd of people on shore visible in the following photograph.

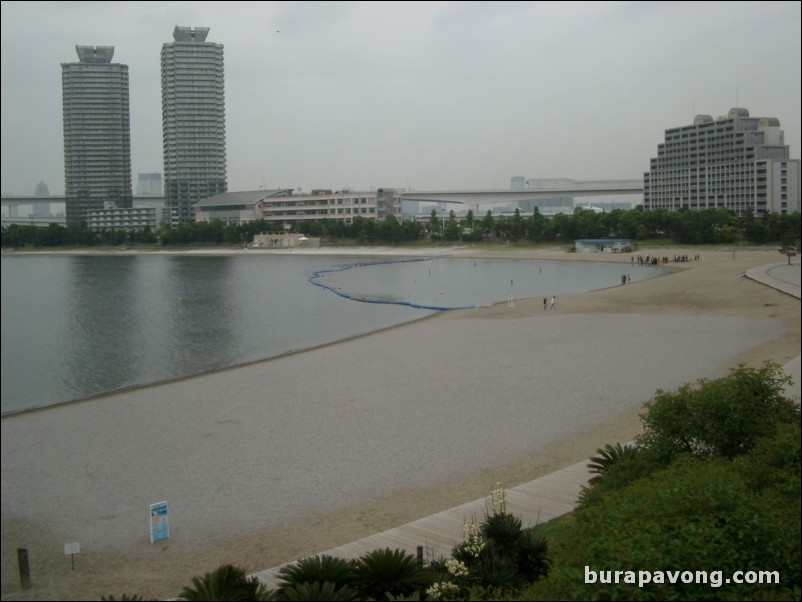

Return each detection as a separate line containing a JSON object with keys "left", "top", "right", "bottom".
{"left": 632, "top": 254, "right": 700, "bottom": 265}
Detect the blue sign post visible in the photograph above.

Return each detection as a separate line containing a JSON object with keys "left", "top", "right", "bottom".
{"left": 149, "top": 501, "right": 169, "bottom": 543}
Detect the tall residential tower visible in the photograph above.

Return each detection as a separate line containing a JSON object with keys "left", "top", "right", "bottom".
{"left": 62, "top": 46, "right": 132, "bottom": 226}
{"left": 643, "top": 108, "right": 800, "bottom": 215}
{"left": 161, "top": 26, "right": 227, "bottom": 223}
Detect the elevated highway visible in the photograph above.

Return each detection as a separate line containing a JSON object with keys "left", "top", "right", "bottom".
{"left": 400, "top": 179, "right": 643, "bottom": 206}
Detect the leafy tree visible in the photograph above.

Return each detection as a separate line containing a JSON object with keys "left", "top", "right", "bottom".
{"left": 616, "top": 209, "right": 641, "bottom": 239}
{"left": 378, "top": 214, "right": 403, "bottom": 245}
{"left": 779, "top": 235, "right": 800, "bottom": 264}
{"left": 428, "top": 209, "right": 441, "bottom": 238}
{"left": 548, "top": 212, "right": 574, "bottom": 241}
{"left": 527, "top": 207, "right": 547, "bottom": 241}
{"left": 400, "top": 219, "right": 423, "bottom": 242}
{"left": 465, "top": 209, "right": 475, "bottom": 230}
{"left": 443, "top": 210, "right": 461, "bottom": 241}
{"left": 573, "top": 207, "right": 607, "bottom": 239}
{"left": 481, "top": 210, "right": 495, "bottom": 237}
{"left": 507, "top": 208, "right": 525, "bottom": 240}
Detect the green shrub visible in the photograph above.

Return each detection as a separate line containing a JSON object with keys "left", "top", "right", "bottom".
{"left": 528, "top": 437, "right": 801, "bottom": 600}
{"left": 636, "top": 363, "right": 798, "bottom": 462}
{"left": 451, "top": 511, "right": 550, "bottom": 595}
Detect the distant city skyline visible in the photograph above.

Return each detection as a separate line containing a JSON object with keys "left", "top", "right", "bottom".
{"left": 2, "top": 2, "right": 800, "bottom": 197}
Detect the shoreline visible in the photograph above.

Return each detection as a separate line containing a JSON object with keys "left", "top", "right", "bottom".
{"left": 2, "top": 246, "right": 799, "bottom": 601}
{"left": 1, "top": 244, "right": 667, "bottom": 418}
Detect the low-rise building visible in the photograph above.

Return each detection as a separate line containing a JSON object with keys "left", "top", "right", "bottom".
{"left": 193, "top": 189, "right": 403, "bottom": 226}
{"left": 252, "top": 231, "right": 320, "bottom": 248}
{"left": 85, "top": 203, "right": 178, "bottom": 231}
{"left": 574, "top": 239, "right": 632, "bottom": 253}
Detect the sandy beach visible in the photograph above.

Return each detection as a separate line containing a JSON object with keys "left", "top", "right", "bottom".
{"left": 1, "top": 245, "right": 800, "bottom": 601}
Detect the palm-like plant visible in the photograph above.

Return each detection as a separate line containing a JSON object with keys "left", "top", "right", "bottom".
{"left": 179, "top": 564, "right": 266, "bottom": 601}
{"left": 452, "top": 511, "right": 550, "bottom": 593}
{"left": 275, "top": 555, "right": 353, "bottom": 597}
{"left": 480, "top": 512, "right": 523, "bottom": 553}
{"left": 515, "top": 529, "right": 550, "bottom": 582}
{"left": 278, "top": 581, "right": 357, "bottom": 601}
{"left": 587, "top": 442, "right": 639, "bottom": 476}
{"left": 469, "top": 550, "right": 524, "bottom": 591}
{"left": 350, "top": 548, "right": 433, "bottom": 601}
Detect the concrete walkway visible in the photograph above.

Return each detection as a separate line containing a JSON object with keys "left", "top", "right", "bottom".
{"left": 745, "top": 259, "right": 801, "bottom": 300}
{"left": 252, "top": 260, "right": 801, "bottom": 590}
{"left": 745, "top": 259, "right": 801, "bottom": 403}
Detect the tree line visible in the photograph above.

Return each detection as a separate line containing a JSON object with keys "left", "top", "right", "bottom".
{"left": 2, "top": 206, "right": 799, "bottom": 248}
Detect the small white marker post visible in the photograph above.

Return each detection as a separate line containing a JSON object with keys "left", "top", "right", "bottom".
{"left": 64, "top": 542, "right": 80, "bottom": 570}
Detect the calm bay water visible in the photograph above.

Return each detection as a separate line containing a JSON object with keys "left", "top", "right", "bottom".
{"left": 1, "top": 253, "right": 663, "bottom": 414}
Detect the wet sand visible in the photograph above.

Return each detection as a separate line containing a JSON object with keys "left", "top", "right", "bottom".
{"left": 1, "top": 245, "right": 799, "bottom": 601}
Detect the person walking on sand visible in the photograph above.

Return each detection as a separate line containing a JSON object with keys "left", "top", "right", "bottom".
{"left": 550, "top": 296, "right": 556, "bottom": 310}
{"left": 543, "top": 297, "right": 547, "bottom": 310}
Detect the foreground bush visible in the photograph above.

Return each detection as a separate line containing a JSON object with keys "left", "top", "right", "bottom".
{"left": 437, "top": 484, "right": 550, "bottom": 598}
{"left": 525, "top": 363, "right": 801, "bottom": 601}
{"left": 637, "top": 362, "right": 797, "bottom": 462}
{"left": 528, "top": 429, "right": 800, "bottom": 599}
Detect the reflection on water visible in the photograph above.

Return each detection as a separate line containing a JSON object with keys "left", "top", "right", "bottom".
{"left": 1, "top": 254, "right": 664, "bottom": 413}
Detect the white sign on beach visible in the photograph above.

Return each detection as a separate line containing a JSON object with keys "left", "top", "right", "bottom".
{"left": 64, "top": 542, "right": 80, "bottom": 569}
{"left": 149, "top": 501, "right": 169, "bottom": 543}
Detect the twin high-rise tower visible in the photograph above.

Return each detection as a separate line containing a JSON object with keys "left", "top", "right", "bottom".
{"left": 62, "top": 46, "right": 133, "bottom": 226}
{"left": 161, "top": 26, "right": 227, "bottom": 223}
{"left": 62, "top": 27, "right": 226, "bottom": 225}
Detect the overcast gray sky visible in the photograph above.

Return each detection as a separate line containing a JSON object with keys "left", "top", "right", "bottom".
{"left": 1, "top": 1, "right": 800, "bottom": 196}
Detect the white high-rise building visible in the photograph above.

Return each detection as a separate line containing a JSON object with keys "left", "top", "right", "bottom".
{"left": 643, "top": 108, "right": 799, "bottom": 215}
{"left": 161, "top": 26, "right": 227, "bottom": 223}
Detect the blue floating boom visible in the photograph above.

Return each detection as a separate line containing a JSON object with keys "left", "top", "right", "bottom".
{"left": 308, "top": 257, "right": 475, "bottom": 311}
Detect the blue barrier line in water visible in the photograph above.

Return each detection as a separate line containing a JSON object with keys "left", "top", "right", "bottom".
{"left": 308, "top": 257, "right": 476, "bottom": 311}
